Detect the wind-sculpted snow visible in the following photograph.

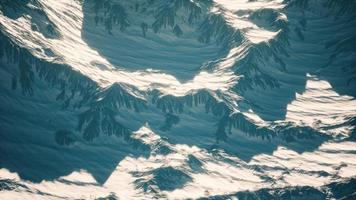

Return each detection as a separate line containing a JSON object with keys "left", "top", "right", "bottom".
{"left": 0, "top": 0, "right": 356, "bottom": 199}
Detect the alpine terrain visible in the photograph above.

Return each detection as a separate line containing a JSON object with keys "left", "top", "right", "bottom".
{"left": 0, "top": 0, "right": 356, "bottom": 199}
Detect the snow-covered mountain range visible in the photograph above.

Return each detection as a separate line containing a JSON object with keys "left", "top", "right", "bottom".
{"left": 0, "top": 0, "right": 355, "bottom": 199}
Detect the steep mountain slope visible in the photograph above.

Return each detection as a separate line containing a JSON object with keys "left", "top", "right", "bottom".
{"left": 0, "top": 0, "right": 355, "bottom": 199}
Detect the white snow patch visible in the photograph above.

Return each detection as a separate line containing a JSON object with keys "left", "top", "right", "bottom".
{"left": 286, "top": 74, "right": 356, "bottom": 134}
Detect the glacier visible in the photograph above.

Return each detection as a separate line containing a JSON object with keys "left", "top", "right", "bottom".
{"left": 0, "top": 0, "right": 355, "bottom": 199}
